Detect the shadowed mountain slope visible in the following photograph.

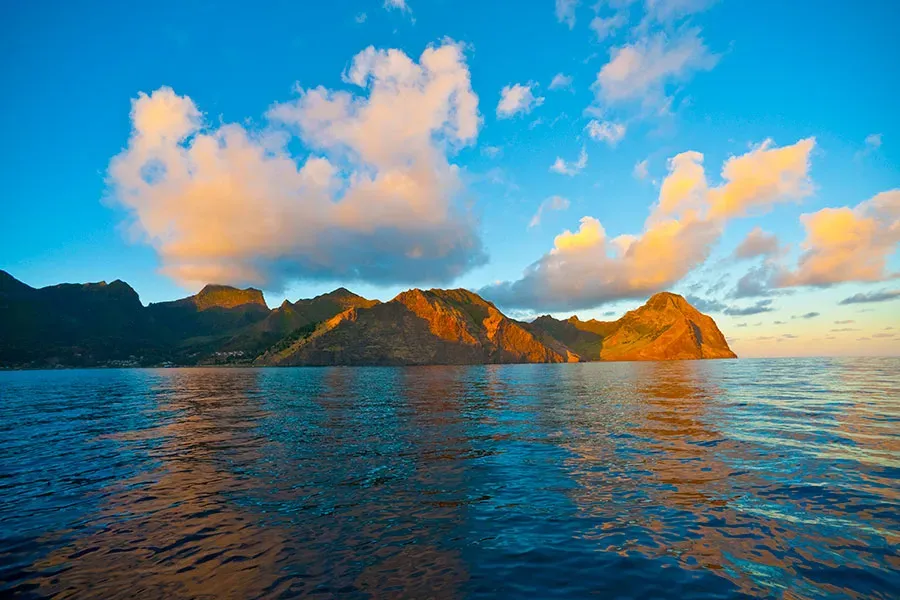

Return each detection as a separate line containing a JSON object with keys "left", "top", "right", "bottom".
{"left": 0, "top": 271, "right": 735, "bottom": 367}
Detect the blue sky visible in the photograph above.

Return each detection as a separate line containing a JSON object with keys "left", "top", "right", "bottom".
{"left": 1, "top": 0, "right": 898, "bottom": 356}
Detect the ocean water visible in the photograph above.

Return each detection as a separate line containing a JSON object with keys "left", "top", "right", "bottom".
{"left": 1, "top": 359, "right": 898, "bottom": 599}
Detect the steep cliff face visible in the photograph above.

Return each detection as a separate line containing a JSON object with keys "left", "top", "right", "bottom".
{"left": 257, "top": 288, "right": 577, "bottom": 366}
{"left": 527, "top": 292, "right": 735, "bottom": 362}
{"left": 597, "top": 292, "right": 736, "bottom": 361}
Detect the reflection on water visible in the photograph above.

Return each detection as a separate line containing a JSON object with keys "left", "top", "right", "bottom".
{"left": 1, "top": 359, "right": 898, "bottom": 599}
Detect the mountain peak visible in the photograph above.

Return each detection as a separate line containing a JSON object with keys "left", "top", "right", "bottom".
{"left": 193, "top": 284, "right": 267, "bottom": 310}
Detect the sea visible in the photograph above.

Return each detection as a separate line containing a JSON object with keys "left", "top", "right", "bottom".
{"left": 1, "top": 358, "right": 898, "bottom": 599}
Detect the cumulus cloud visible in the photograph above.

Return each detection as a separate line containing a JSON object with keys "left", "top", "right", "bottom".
{"left": 480, "top": 138, "right": 814, "bottom": 311}
{"left": 555, "top": 0, "right": 580, "bottom": 28}
{"left": 594, "top": 29, "right": 718, "bottom": 106}
{"left": 497, "top": 83, "right": 545, "bottom": 119}
{"left": 733, "top": 227, "right": 780, "bottom": 259}
{"left": 549, "top": 73, "right": 574, "bottom": 90}
{"left": 838, "top": 289, "right": 900, "bottom": 305}
{"left": 528, "top": 195, "right": 571, "bottom": 229}
{"left": 549, "top": 146, "right": 588, "bottom": 176}
{"left": 776, "top": 190, "right": 900, "bottom": 287}
{"left": 107, "top": 41, "right": 486, "bottom": 289}
{"left": 585, "top": 119, "right": 626, "bottom": 146}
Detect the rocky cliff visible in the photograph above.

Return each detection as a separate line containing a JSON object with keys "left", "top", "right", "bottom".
{"left": 0, "top": 271, "right": 735, "bottom": 367}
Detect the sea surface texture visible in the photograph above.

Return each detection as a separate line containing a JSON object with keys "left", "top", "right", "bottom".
{"left": 1, "top": 359, "right": 898, "bottom": 599}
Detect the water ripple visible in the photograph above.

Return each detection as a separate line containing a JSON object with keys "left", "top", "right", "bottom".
{"left": 1, "top": 358, "right": 898, "bottom": 598}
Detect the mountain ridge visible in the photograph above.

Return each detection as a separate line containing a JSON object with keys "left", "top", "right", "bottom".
{"left": 0, "top": 271, "right": 735, "bottom": 368}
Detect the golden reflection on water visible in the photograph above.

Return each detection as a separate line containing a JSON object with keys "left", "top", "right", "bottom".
{"left": 2, "top": 359, "right": 898, "bottom": 599}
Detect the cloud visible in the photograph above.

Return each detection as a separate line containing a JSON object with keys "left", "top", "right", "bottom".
{"left": 550, "top": 146, "right": 588, "bottom": 176}
{"left": 481, "top": 145, "right": 502, "bottom": 158}
{"left": 355, "top": 12, "right": 367, "bottom": 23}
{"left": 733, "top": 227, "right": 780, "bottom": 259}
{"left": 633, "top": 159, "right": 649, "bottom": 180}
{"left": 480, "top": 138, "right": 813, "bottom": 311}
{"left": 855, "top": 133, "right": 883, "bottom": 160}
{"left": 838, "top": 289, "right": 900, "bottom": 305}
{"left": 590, "top": 13, "right": 627, "bottom": 41}
{"left": 643, "top": 0, "right": 717, "bottom": 23}
{"left": 865, "top": 133, "right": 883, "bottom": 149}
{"left": 383, "top": 0, "right": 410, "bottom": 12}
{"left": 555, "top": 0, "right": 580, "bottom": 28}
{"left": 792, "top": 312, "right": 820, "bottom": 319}
{"left": 529, "top": 195, "right": 571, "bottom": 229}
{"left": 497, "top": 83, "right": 545, "bottom": 119}
{"left": 834, "top": 320, "right": 855, "bottom": 324}
{"left": 724, "top": 299, "right": 775, "bottom": 316}
{"left": 685, "top": 295, "right": 726, "bottom": 313}
{"left": 549, "top": 73, "right": 574, "bottom": 90}
{"left": 108, "top": 41, "right": 486, "bottom": 289}
{"left": 776, "top": 190, "right": 900, "bottom": 287}
{"left": 585, "top": 119, "right": 626, "bottom": 146}
{"left": 594, "top": 29, "right": 718, "bottom": 105}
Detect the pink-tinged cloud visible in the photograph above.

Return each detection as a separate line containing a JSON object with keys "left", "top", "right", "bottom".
{"left": 481, "top": 138, "right": 815, "bottom": 311}
{"left": 107, "top": 41, "right": 486, "bottom": 290}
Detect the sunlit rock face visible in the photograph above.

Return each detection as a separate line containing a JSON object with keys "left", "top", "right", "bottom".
{"left": 528, "top": 292, "right": 736, "bottom": 362}
{"left": 256, "top": 288, "right": 578, "bottom": 366}
{"left": 0, "top": 269, "right": 735, "bottom": 367}
{"left": 597, "top": 292, "right": 736, "bottom": 361}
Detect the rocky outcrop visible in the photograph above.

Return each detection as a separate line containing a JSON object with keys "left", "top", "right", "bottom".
{"left": 0, "top": 270, "right": 735, "bottom": 367}
{"left": 256, "top": 288, "right": 578, "bottom": 366}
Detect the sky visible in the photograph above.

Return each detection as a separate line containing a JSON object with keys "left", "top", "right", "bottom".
{"left": 1, "top": 0, "right": 898, "bottom": 357}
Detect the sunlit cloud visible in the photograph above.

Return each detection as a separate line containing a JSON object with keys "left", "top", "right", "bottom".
{"left": 555, "top": 0, "right": 580, "bottom": 29}
{"left": 593, "top": 29, "right": 718, "bottom": 107}
{"left": 776, "top": 190, "right": 900, "bottom": 287}
{"left": 633, "top": 158, "right": 649, "bottom": 179}
{"left": 549, "top": 73, "right": 574, "bottom": 90}
{"left": 733, "top": 227, "right": 780, "bottom": 260}
{"left": 585, "top": 119, "right": 626, "bottom": 145}
{"left": 107, "top": 41, "right": 486, "bottom": 289}
{"left": 549, "top": 146, "right": 588, "bottom": 176}
{"left": 481, "top": 138, "right": 815, "bottom": 310}
{"left": 497, "top": 82, "right": 545, "bottom": 119}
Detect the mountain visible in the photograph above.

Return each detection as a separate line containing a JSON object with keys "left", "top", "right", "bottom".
{"left": 529, "top": 292, "right": 736, "bottom": 361}
{"left": 0, "top": 271, "right": 736, "bottom": 368}
{"left": 256, "top": 288, "right": 579, "bottom": 366}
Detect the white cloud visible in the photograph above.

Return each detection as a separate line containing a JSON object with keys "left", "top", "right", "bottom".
{"left": 481, "top": 145, "right": 502, "bottom": 158}
{"left": 497, "top": 82, "right": 545, "bottom": 118}
{"left": 481, "top": 138, "right": 815, "bottom": 311}
{"left": 865, "top": 133, "right": 883, "bottom": 149}
{"left": 549, "top": 73, "right": 574, "bottom": 90}
{"left": 355, "top": 12, "right": 367, "bottom": 23}
{"left": 594, "top": 29, "right": 718, "bottom": 105}
{"left": 107, "top": 41, "right": 486, "bottom": 289}
{"left": 550, "top": 146, "right": 588, "bottom": 176}
{"left": 384, "top": 0, "right": 410, "bottom": 12}
{"left": 555, "top": 0, "right": 580, "bottom": 28}
{"left": 590, "top": 13, "right": 626, "bottom": 41}
{"left": 585, "top": 119, "right": 626, "bottom": 145}
{"left": 633, "top": 158, "right": 649, "bottom": 179}
{"left": 529, "top": 195, "right": 571, "bottom": 228}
